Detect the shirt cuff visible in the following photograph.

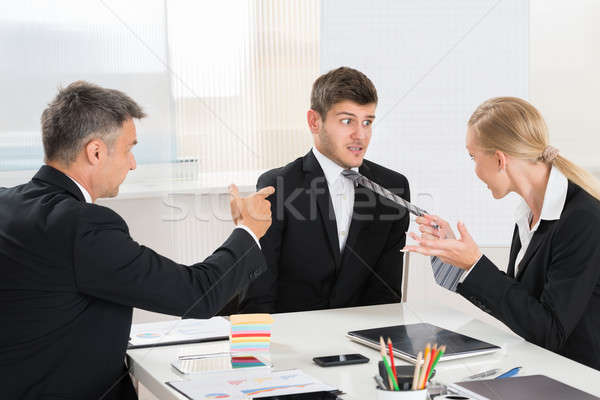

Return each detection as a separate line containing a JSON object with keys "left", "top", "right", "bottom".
{"left": 458, "top": 254, "right": 483, "bottom": 283}
{"left": 236, "top": 225, "right": 261, "bottom": 249}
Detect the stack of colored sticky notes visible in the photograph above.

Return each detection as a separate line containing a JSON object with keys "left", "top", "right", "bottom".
{"left": 230, "top": 314, "right": 274, "bottom": 353}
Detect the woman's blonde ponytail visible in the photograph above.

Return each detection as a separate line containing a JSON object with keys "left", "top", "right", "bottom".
{"left": 469, "top": 97, "right": 600, "bottom": 201}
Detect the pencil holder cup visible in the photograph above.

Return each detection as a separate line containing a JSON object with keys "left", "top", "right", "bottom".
{"left": 378, "top": 362, "right": 435, "bottom": 391}
{"left": 375, "top": 387, "right": 428, "bottom": 400}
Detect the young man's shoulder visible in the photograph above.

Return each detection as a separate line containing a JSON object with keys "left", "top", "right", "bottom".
{"left": 258, "top": 155, "right": 305, "bottom": 188}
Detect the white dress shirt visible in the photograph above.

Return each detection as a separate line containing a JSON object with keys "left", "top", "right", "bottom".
{"left": 67, "top": 176, "right": 92, "bottom": 204}
{"left": 67, "top": 175, "right": 261, "bottom": 248}
{"left": 461, "top": 166, "right": 568, "bottom": 281}
{"left": 512, "top": 166, "right": 568, "bottom": 276}
{"left": 312, "top": 147, "right": 357, "bottom": 251}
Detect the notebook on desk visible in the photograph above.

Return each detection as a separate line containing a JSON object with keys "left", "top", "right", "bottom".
{"left": 346, "top": 323, "right": 500, "bottom": 363}
{"left": 128, "top": 317, "right": 229, "bottom": 349}
{"left": 448, "top": 374, "right": 600, "bottom": 400}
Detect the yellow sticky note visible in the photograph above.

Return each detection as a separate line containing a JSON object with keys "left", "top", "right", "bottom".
{"left": 230, "top": 313, "right": 274, "bottom": 325}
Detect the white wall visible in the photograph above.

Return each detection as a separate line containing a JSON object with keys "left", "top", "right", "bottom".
{"left": 529, "top": 0, "right": 600, "bottom": 172}
{"left": 99, "top": 1, "right": 599, "bottom": 328}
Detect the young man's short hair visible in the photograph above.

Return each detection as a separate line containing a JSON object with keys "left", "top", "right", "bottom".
{"left": 310, "top": 66, "right": 378, "bottom": 120}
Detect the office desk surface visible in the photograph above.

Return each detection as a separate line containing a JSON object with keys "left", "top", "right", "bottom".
{"left": 127, "top": 302, "right": 600, "bottom": 399}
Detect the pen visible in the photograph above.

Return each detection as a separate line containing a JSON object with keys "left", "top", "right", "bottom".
{"left": 374, "top": 375, "right": 386, "bottom": 390}
{"left": 496, "top": 366, "right": 521, "bottom": 379}
{"left": 463, "top": 368, "right": 501, "bottom": 380}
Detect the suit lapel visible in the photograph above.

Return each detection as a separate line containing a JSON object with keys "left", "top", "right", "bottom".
{"left": 506, "top": 224, "right": 521, "bottom": 277}
{"left": 515, "top": 220, "right": 555, "bottom": 280}
{"left": 302, "top": 152, "right": 341, "bottom": 266}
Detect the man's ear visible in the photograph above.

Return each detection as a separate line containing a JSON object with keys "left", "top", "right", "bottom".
{"left": 84, "top": 139, "right": 105, "bottom": 166}
{"left": 307, "top": 109, "right": 322, "bottom": 135}
{"left": 495, "top": 150, "right": 507, "bottom": 171}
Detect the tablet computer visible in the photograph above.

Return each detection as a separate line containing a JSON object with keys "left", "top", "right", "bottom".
{"left": 448, "top": 374, "right": 600, "bottom": 400}
{"left": 347, "top": 322, "right": 500, "bottom": 363}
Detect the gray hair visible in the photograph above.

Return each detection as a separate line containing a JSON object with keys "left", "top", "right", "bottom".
{"left": 41, "top": 80, "right": 146, "bottom": 165}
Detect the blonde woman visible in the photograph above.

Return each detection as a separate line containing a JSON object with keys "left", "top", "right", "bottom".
{"left": 404, "top": 97, "right": 600, "bottom": 370}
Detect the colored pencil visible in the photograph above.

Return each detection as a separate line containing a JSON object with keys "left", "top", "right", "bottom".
{"left": 423, "top": 347, "right": 437, "bottom": 386}
{"left": 419, "top": 348, "right": 431, "bottom": 389}
{"left": 423, "top": 342, "right": 431, "bottom": 363}
{"left": 427, "top": 345, "right": 445, "bottom": 382}
{"left": 387, "top": 338, "right": 397, "bottom": 381}
{"left": 412, "top": 351, "right": 423, "bottom": 390}
{"left": 380, "top": 336, "right": 399, "bottom": 391}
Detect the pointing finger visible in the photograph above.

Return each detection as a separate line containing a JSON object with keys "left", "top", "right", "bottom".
{"left": 256, "top": 186, "right": 275, "bottom": 198}
{"left": 229, "top": 183, "right": 240, "bottom": 198}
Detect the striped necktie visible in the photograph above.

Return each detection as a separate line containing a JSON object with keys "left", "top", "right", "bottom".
{"left": 341, "top": 169, "right": 428, "bottom": 218}
{"left": 341, "top": 169, "right": 464, "bottom": 291}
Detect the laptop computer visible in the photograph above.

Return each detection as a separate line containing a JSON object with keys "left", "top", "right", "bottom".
{"left": 346, "top": 322, "right": 500, "bottom": 363}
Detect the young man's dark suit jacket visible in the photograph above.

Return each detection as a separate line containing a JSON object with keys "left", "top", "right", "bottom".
{"left": 0, "top": 166, "right": 267, "bottom": 399}
{"left": 458, "top": 181, "right": 600, "bottom": 370}
{"left": 240, "top": 150, "right": 410, "bottom": 313}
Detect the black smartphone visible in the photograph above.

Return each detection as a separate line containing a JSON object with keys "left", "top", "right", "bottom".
{"left": 312, "top": 353, "right": 369, "bottom": 367}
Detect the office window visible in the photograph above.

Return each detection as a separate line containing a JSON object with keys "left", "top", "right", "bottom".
{"left": 0, "top": 0, "right": 319, "bottom": 188}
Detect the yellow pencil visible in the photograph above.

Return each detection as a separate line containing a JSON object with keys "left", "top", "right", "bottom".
{"left": 419, "top": 349, "right": 431, "bottom": 389}
{"left": 423, "top": 343, "right": 431, "bottom": 364}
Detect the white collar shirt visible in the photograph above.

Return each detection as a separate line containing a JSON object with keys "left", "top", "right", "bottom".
{"left": 67, "top": 176, "right": 93, "bottom": 204}
{"left": 312, "top": 147, "right": 358, "bottom": 251}
{"left": 513, "top": 166, "right": 568, "bottom": 276}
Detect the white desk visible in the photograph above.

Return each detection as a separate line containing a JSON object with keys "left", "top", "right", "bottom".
{"left": 127, "top": 302, "right": 600, "bottom": 399}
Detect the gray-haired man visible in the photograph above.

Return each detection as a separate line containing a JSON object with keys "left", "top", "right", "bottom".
{"left": 0, "top": 81, "right": 273, "bottom": 399}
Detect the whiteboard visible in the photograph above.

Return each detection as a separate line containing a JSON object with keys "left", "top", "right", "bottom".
{"left": 321, "top": 0, "right": 528, "bottom": 246}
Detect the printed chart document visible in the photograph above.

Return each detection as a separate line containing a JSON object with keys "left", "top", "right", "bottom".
{"left": 166, "top": 369, "right": 336, "bottom": 399}
{"left": 129, "top": 317, "right": 230, "bottom": 348}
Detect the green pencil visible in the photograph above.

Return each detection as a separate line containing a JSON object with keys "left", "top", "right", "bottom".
{"left": 427, "top": 345, "right": 445, "bottom": 382}
{"left": 380, "top": 337, "right": 399, "bottom": 391}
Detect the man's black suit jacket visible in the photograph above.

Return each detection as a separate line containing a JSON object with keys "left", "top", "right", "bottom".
{"left": 0, "top": 166, "right": 267, "bottom": 399}
{"left": 240, "top": 150, "right": 410, "bottom": 313}
{"left": 458, "top": 181, "right": 600, "bottom": 370}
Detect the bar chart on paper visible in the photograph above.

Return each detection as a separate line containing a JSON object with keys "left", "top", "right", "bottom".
{"left": 166, "top": 369, "right": 336, "bottom": 400}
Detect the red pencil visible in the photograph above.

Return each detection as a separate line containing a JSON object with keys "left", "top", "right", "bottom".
{"left": 387, "top": 338, "right": 397, "bottom": 381}
{"left": 423, "top": 347, "right": 437, "bottom": 387}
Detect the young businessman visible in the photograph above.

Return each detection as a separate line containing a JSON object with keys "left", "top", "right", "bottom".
{"left": 240, "top": 67, "right": 410, "bottom": 313}
{"left": 0, "top": 81, "right": 274, "bottom": 399}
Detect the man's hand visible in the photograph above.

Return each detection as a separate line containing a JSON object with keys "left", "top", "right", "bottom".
{"left": 229, "top": 184, "right": 275, "bottom": 239}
